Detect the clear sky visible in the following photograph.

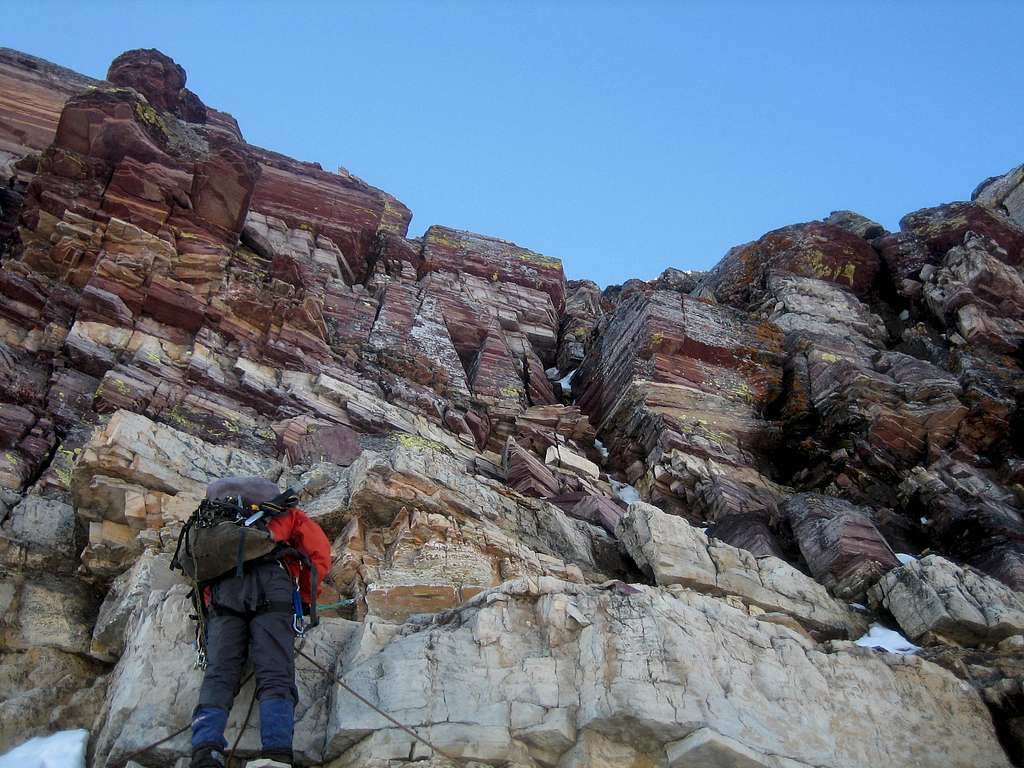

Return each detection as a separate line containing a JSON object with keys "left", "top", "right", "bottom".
{"left": 4, "top": 1, "right": 1022, "bottom": 286}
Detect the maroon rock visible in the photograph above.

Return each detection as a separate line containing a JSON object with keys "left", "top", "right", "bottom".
{"left": 709, "top": 513, "right": 785, "bottom": 559}
{"left": 503, "top": 437, "right": 561, "bottom": 498}
{"left": 900, "top": 201, "right": 1024, "bottom": 266}
{"left": 702, "top": 221, "right": 881, "bottom": 307}
{"left": 900, "top": 458, "right": 1024, "bottom": 591}
{"left": 107, "top": 48, "right": 207, "bottom": 123}
{"left": 566, "top": 494, "right": 623, "bottom": 536}
{"left": 248, "top": 148, "right": 411, "bottom": 284}
{"left": 558, "top": 279, "right": 604, "bottom": 373}
{"left": 785, "top": 492, "right": 900, "bottom": 600}
{"left": 286, "top": 424, "right": 362, "bottom": 466}
{"left": 420, "top": 225, "right": 566, "bottom": 313}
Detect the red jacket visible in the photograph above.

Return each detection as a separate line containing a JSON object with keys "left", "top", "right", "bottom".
{"left": 267, "top": 507, "right": 332, "bottom": 603}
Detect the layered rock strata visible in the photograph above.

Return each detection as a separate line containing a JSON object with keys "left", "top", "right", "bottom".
{"left": 0, "top": 45, "right": 1022, "bottom": 767}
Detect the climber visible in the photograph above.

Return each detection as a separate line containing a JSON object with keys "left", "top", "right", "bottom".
{"left": 172, "top": 476, "right": 332, "bottom": 768}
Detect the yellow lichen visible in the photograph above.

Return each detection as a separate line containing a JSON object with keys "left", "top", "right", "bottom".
{"left": 516, "top": 250, "right": 562, "bottom": 270}
{"left": 397, "top": 433, "right": 447, "bottom": 452}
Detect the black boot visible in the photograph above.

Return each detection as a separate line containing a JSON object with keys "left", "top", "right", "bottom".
{"left": 191, "top": 744, "right": 226, "bottom": 768}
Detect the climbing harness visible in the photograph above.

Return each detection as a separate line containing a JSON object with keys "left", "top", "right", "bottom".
{"left": 171, "top": 486, "right": 321, "bottom": 668}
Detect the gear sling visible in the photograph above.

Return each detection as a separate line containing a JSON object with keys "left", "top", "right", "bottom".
{"left": 170, "top": 486, "right": 319, "bottom": 668}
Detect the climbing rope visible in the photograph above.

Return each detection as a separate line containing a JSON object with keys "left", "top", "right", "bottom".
{"left": 315, "top": 597, "right": 356, "bottom": 612}
{"left": 295, "top": 647, "right": 459, "bottom": 762}
{"left": 227, "top": 684, "right": 258, "bottom": 765}
{"left": 115, "top": 671, "right": 255, "bottom": 767}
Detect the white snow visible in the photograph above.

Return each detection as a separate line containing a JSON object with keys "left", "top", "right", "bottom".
{"left": 855, "top": 623, "right": 919, "bottom": 655}
{"left": 848, "top": 602, "right": 867, "bottom": 611}
{"left": 920, "top": 516, "right": 930, "bottom": 525}
{"left": 0, "top": 730, "right": 88, "bottom": 768}
{"left": 610, "top": 479, "right": 641, "bottom": 504}
{"left": 557, "top": 369, "right": 577, "bottom": 395}
{"left": 895, "top": 553, "right": 917, "bottom": 565}
{"left": 544, "top": 366, "right": 560, "bottom": 380}
{"left": 593, "top": 439, "right": 609, "bottom": 462}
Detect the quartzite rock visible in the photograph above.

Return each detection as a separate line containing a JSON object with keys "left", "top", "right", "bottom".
{"left": 323, "top": 577, "right": 1008, "bottom": 768}
{"left": 871, "top": 554, "right": 1024, "bottom": 646}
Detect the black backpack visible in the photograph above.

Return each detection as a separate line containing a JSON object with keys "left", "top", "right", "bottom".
{"left": 171, "top": 487, "right": 298, "bottom": 583}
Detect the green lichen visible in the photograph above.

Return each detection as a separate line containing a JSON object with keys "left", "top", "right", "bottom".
{"left": 734, "top": 382, "right": 755, "bottom": 404}
{"left": 165, "top": 406, "right": 199, "bottom": 433}
{"left": 397, "top": 433, "right": 447, "bottom": 452}
{"left": 52, "top": 447, "right": 82, "bottom": 488}
{"left": 133, "top": 99, "right": 167, "bottom": 136}
{"left": 499, "top": 385, "right": 524, "bottom": 398}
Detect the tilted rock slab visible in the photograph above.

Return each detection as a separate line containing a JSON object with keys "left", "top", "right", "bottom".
{"left": 870, "top": 554, "right": 1024, "bottom": 646}
{"left": 975, "top": 162, "right": 1024, "bottom": 228}
{"left": 785, "top": 493, "right": 900, "bottom": 601}
{"left": 322, "top": 577, "right": 1008, "bottom": 768}
{"left": 616, "top": 501, "right": 862, "bottom": 638}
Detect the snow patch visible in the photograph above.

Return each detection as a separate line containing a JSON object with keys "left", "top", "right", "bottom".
{"left": 544, "top": 367, "right": 560, "bottom": 380}
{"left": 895, "top": 553, "right": 917, "bottom": 565}
{"left": 610, "top": 479, "right": 641, "bottom": 504}
{"left": 594, "top": 439, "right": 609, "bottom": 463}
{"left": 855, "top": 624, "right": 919, "bottom": 654}
{"left": 557, "top": 369, "right": 577, "bottom": 395}
{"left": 920, "top": 516, "right": 930, "bottom": 525}
{"left": 0, "top": 730, "right": 88, "bottom": 768}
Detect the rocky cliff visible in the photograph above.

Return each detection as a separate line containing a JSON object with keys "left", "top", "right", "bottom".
{"left": 1, "top": 47, "right": 1023, "bottom": 768}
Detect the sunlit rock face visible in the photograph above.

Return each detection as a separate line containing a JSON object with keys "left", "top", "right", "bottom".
{"left": 0, "top": 46, "right": 1023, "bottom": 766}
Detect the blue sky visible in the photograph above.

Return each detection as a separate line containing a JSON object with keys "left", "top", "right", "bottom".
{"left": 5, "top": 1, "right": 1022, "bottom": 286}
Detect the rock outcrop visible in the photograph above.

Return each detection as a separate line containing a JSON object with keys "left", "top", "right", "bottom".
{"left": 0, "top": 45, "right": 1022, "bottom": 767}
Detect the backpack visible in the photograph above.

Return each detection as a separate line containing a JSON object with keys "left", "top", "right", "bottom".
{"left": 171, "top": 486, "right": 298, "bottom": 584}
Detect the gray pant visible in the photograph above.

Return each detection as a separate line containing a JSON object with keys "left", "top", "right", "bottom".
{"left": 196, "top": 559, "right": 298, "bottom": 710}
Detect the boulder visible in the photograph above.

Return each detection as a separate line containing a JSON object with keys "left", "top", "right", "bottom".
{"left": 974, "top": 163, "right": 1024, "bottom": 228}
{"left": 106, "top": 48, "right": 207, "bottom": 122}
{"left": 870, "top": 555, "right": 1024, "bottom": 646}
{"left": 785, "top": 493, "right": 900, "bottom": 600}
{"left": 701, "top": 221, "right": 881, "bottom": 307}
{"left": 617, "top": 502, "right": 861, "bottom": 637}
